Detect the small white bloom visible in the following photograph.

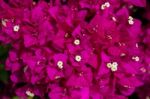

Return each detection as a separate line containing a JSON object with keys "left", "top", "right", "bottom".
{"left": 112, "top": 17, "right": 117, "bottom": 22}
{"left": 112, "top": 62, "right": 118, "bottom": 67}
{"left": 13, "top": 25, "right": 20, "bottom": 32}
{"left": 128, "top": 20, "right": 134, "bottom": 25}
{"left": 128, "top": 16, "right": 134, "bottom": 25}
{"left": 101, "top": 2, "right": 110, "bottom": 10}
{"left": 111, "top": 65, "right": 118, "bottom": 72}
{"left": 120, "top": 53, "right": 126, "bottom": 57}
{"left": 132, "top": 56, "right": 140, "bottom": 62}
{"left": 106, "top": 62, "right": 118, "bottom": 72}
{"left": 128, "top": 16, "right": 133, "bottom": 20}
{"left": 26, "top": 91, "right": 34, "bottom": 97}
{"left": 75, "top": 55, "right": 82, "bottom": 62}
{"left": 101, "top": 5, "right": 105, "bottom": 10}
{"left": 136, "top": 43, "right": 139, "bottom": 48}
{"left": 57, "top": 61, "right": 63, "bottom": 69}
{"left": 74, "top": 39, "right": 80, "bottom": 45}
{"left": 105, "top": 2, "right": 110, "bottom": 7}
{"left": 106, "top": 62, "right": 112, "bottom": 68}
{"left": 1, "top": 19, "right": 7, "bottom": 27}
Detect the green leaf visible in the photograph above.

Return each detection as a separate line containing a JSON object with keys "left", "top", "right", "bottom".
{"left": 12, "top": 96, "right": 19, "bottom": 99}
{"left": 28, "top": 96, "right": 34, "bottom": 99}
{"left": 0, "top": 44, "right": 11, "bottom": 60}
{"left": 0, "top": 69, "right": 8, "bottom": 83}
{"left": 0, "top": 64, "right": 4, "bottom": 69}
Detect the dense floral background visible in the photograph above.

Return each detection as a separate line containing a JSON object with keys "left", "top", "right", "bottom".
{"left": 0, "top": 0, "right": 150, "bottom": 99}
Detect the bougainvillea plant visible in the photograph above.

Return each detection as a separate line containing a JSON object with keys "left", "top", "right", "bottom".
{"left": 0, "top": 0, "right": 150, "bottom": 99}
